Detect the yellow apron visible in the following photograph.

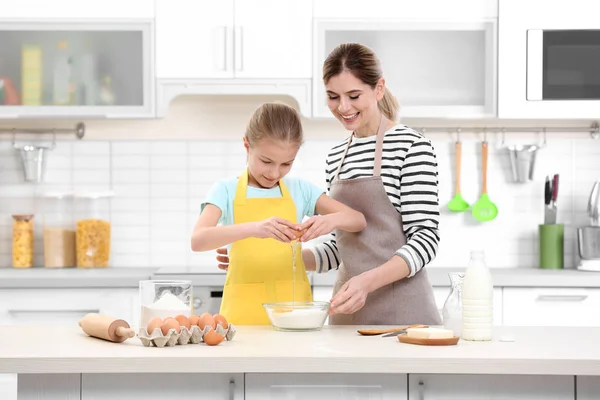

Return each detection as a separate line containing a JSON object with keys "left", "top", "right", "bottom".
{"left": 219, "top": 170, "right": 313, "bottom": 325}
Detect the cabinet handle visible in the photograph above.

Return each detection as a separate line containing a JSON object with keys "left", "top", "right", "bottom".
{"left": 228, "top": 378, "right": 235, "bottom": 400}
{"left": 234, "top": 26, "right": 243, "bottom": 72}
{"left": 535, "top": 295, "right": 588, "bottom": 302}
{"left": 8, "top": 309, "right": 100, "bottom": 314}
{"left": 418, "top": 380, "right": 425, "bottom": 400}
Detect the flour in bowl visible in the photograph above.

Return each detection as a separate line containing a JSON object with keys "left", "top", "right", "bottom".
{"left": 140, "top": 292, "right": 191, "bottom": 327}
{"left": 266, "top": 308, "right": 328, "bottom": 331}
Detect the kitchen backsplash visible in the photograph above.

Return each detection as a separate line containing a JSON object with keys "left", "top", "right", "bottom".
{"left": 0, "top": 97, "right": 598, "bottom": 271}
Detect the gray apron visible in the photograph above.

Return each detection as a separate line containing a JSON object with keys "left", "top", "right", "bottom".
{"left": 329, "top": 115, "right": 442, "bottom": 326}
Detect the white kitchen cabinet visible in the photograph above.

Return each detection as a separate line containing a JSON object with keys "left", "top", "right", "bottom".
{"left": 0, "top": 21, "right": 155, "bottom": 119}
{"left": 313, "top": 19, "right": 497, "bottom": 119}
{"left": 82, "top": 373, "right": 244, "bottom": 399}
{"left": 408, "top": 374, "right": 573, "bottom": 400}
{"left": 155, "top": 0, "right": 312, "bottom": 79}
{"left": 576, "top": 376, "right": 600, "bottom": 400}
{"left": 18, "top": 374, "right": 80, "bottom": 400}
{"left": 433, "top": 287, "right": 503, "bottom": 325}
{"left": 245, "top": 373, "right": 407, "bottom": 400}
{"left": 503, "top": 288, "right": 600, "bottom": 327}
{"left": 0, "top": 288, "right": 137, "bottom": 327}
{"left": 0, "top": 0, "right": 154, "bottom": 19}
{"left": 0, "top": 374, "right": 16, "bottom": 400}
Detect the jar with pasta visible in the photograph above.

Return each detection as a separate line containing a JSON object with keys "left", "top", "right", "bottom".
{"left": 74, "top": 192, "right": 113, "bottom": 268}
{"left": 12, "top": 214, "right": 34, "bottom": 268}
{"left": 41, "top": 192, "right": 76, "bottom": 268}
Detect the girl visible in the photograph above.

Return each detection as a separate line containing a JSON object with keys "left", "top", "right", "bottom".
{"left": 191, "top": 102, "right": 366, "bottom": 325}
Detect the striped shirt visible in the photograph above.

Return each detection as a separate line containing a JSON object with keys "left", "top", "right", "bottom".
{"left": 310, "top": 124, "right": 441, "bottom": 277}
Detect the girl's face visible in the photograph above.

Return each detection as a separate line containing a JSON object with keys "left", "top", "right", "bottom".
{"left": 325, "top": 70, "right": 385, "bottom": 135}
{"left": 244, "top": 138, "right": 299, "bottom": 189}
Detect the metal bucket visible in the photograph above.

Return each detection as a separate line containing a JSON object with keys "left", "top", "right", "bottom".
{"left": 507, "top": 144, "right": 541, "bottom": 183}
{"left": 15, "top": 145, "right": 50, "bottom": 183}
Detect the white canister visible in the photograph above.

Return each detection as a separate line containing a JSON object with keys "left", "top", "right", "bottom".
{"left": 461, "top": 250, "right": 493, "bottom": 341}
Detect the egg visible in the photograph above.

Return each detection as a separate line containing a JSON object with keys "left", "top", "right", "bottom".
{"left": 175, "top": 314, "right": 191, "bottom": 330}
{"left": 161, "top": 317, "right": 181, "bottom": 335}
{"left": 146, "top": 317, "right": 163, "bottom": 335}
{"left": 213, "top": 314, "right": 229, "bottom": 329}
{"left": 203, "top": 329, "right": 225, "bottom": 346}
{"left": 189, "top": 314, "right": 200, "bottom": 326}
{"left": 198, "top": 312, "right": 216, "bottom": 330}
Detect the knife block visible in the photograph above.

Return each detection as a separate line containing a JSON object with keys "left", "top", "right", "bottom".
{"left": 539, "top": 224, "right": 564, "bottom": 269}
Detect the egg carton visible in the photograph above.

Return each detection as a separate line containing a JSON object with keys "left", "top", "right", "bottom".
{"left": 137, "top": 324, "right": 236, "bottom": 348}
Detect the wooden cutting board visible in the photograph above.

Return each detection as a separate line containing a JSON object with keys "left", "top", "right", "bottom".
{"left": 398, "top": 335, "right": 459, "bottom": 346}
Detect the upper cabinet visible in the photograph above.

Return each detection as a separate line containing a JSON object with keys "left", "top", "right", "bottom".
{"left": 0, "top": 1, "right": 155, "bottom": 119}
{"left": 155, "top": 0, "right": 312, "bottom": 80}
{"left": 313, "top": 18, "right": 497, "bottom": 120}
{"left": 498, "top": 0, "right": 600, "bottom": 119}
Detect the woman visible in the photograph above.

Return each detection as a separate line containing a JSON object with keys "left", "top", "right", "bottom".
{"left": 217, "top": 43, "right": 441, "bottom": 326}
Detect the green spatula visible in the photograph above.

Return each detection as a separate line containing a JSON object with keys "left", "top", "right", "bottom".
{"left": 448, "top": 140, "right": 470, "bottom": 212}
{"left": 472, "top": 141, "right": 498, "bottom": 222}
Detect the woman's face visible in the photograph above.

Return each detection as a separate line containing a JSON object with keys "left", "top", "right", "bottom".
{"left": 325, "top": 70, "right": 384, "bottom": 134}
{"left": 244, "top": 138, "right": 298, "bottom": 189}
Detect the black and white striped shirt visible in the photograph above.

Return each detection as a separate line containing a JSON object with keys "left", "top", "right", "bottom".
{"left": 310, "top": 124, "right": 441, "bottom": 277}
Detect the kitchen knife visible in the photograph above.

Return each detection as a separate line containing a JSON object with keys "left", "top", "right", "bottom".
{"left": 381, "top": 324, "right": 428, "bottom": 337}
{"left": 544, "top": 175, "right": 553, "bottom": 224}
{"left": 551, "top": 174, "right": 559, "bottom": 224}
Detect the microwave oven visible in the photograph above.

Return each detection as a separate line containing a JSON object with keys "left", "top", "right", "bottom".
{"left": 498, "top": 0, "right": 600, "bottom": 119}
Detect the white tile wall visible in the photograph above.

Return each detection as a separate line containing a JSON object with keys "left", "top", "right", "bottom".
{"left": 1, "top": 134, "right": 599, "bottom": 271}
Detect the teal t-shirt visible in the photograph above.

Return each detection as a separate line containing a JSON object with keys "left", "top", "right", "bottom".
{"left": 201, "top": 176, "right": 325, "bottom": 227}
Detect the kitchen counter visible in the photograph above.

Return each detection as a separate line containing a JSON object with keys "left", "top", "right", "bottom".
{"left": 1, "top": 325, "right": 599, "bottom": 375}
{"left": 0, "top": 267, "right": 156, "bottom": 288}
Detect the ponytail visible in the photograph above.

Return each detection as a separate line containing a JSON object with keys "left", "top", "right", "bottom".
{"left": 378, "top": 88, "right": 399, "bottom": 122}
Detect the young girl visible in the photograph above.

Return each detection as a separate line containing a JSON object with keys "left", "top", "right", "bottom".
{"left": 191, "top": 102, "right": 366, "bottom": 325}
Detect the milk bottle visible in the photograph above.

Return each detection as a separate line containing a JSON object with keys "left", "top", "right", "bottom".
{"left": 461, "top": 250, "right": 493, "bottom": 341}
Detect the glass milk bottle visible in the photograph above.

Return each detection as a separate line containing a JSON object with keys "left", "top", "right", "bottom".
{"left": 442, "top": 272, "right": 464, "bottom": 337}
{"left": 461, "top": 250, "right": 493, "bottom": 341}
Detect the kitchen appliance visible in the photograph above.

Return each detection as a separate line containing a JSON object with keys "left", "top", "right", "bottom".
{"left": 577, "top": 182, "right": 600, "bottom": 271}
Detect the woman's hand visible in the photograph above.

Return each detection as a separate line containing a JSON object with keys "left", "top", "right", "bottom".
{"left": 329, "top": 274, "right": 371, "bottom": 315}
{"left": 297, "top": 215, "right": 336, "bottom": 242}
{"left": 253, "top": 217, "right": 299, "bottom": 242}
{"left": 216, "top": 248, "right": 229, "bottom": 271}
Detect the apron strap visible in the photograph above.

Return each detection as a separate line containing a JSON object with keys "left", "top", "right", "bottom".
{"left": 332, "top": 114, "right": 388, "bottom": 181}
{"left": 234, "top": 169, "right": 292, "bottom": 206}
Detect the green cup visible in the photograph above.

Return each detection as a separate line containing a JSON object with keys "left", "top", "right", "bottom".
{"left": 539, "top": 224, "right": 564, "bottom": 269}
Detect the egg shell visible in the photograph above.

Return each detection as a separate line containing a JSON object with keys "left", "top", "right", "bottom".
{"left": 189, "top": 314, "right": 200, "bottom": 326}
{"left": 213, "top": 314, "right": 229, "bottom": 329}
{"left": 146, "top": 317, "right": 163, "bottom": 335}
{"left": 175, "top": 314, "right": 191, "bottom": 330}
{"left": 161, "top": 317, "right": 181, "bottom": 335}
{"left": 198, "top": 312, "right": 216, "bottom": 330}
{"left": 203, "top": 328, "right": 225, "bottom": 346}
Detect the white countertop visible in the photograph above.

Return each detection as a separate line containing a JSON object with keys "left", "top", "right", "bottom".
{"left": 1, "top": 325, "right": 599, "bottom": 375}
{"left": 0, "top": 267, "right": 155, "bottom": 288}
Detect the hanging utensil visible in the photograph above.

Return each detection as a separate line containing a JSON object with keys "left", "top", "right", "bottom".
{"left": 588, "top": 180, "right": 600, "bottom": 227}
{"left": 550, "top": 174, "right": 559, "bottom": 224}
{"left": 544, "top": 175, "right": 554, "bottom": 224}
{"left": 472, "top": 141, "right": 498, "bottom": 222}
{"left": 448, "top": 140, "right": 470, "bottom": 212}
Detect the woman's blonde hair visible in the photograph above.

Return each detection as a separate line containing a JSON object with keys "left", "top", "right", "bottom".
{"left": 245, "top": 102, "right": 304, "bottom": 147}
{"left": 323, "top": 43, "right": 399, "bottom": 121}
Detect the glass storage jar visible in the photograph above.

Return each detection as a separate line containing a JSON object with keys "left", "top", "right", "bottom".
{"left": 12, "top": 214, "right": 34, "bottom": 268}
{"left": 41, "top": 192, "right": 76, "bottom": 268}
{"left": 74, "top": 192, "right": 113, "bottom": 268}
{"left": 139, "top": 280, "right": 193, "bottom": 328}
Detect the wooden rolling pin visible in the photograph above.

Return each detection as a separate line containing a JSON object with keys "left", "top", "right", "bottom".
{"left": 78, "top": 313, "right": 135, "bottom": 343}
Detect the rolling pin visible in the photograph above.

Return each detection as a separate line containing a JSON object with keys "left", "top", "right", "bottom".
{"left": 78, "top": 313, "right": 135, "bottom": 343}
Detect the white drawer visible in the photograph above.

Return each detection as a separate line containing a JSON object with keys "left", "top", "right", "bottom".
{"left": 433, "top": 287, "right": 503, "bottom": 325}
{"left": 503, "top": 287, "right": 600, "bottom": 327}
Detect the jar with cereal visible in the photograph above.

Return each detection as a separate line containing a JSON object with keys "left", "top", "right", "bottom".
{"left": 12, "top": 214, "right": 34, "bottom": 268}
{"left": 74, "top": 192, "right": 113, "bottom": 268}
{"left": 41, "top": 192, "right": 76, "bottom": 268}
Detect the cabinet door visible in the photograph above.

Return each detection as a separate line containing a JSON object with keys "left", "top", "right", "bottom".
{"left": 246, "top": 373, "right": 407, "bottom": 400}
{"left": 0, "top": 374, "right": 16, "bottom": 400}
{"left": 82, "top": 373, "right": 244, "bottom": 400}
{"left": 0, "top": 288, "right": 137, "bottom": 326}
{"left": 0, "top": 21, "right": 154, "bottom": 119}
{"left": 0, "top": 0, "right": 154, "bottom": 19}
{"left": 156, "top": 0, "right": 234, "bottom": 79}
{"left": 433, "top": 287, "right": 503, "bottom": 325}
{"left": 408, "top": 374, "right": 573, "bottom": 400}
{"left": 18, "top": 374, "right": 80, "bottom": 400}
{"left": 503, "top": 288, "right": 600, "bottom": 327}
{"left": 234, "top": 0, "right": 313, "bottom": 79}
{"left": 577, "top": 376, "right": 600, "bottom": 400}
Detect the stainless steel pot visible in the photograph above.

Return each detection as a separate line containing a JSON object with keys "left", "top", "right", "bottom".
{"left": 578, "top": 226, "right": 600, "bottom": 260}
{"left": 588, "top": 180, "right": 600, "bottom": 226}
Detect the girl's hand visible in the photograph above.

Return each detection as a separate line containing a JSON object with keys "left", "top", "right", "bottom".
{"left": 216, "top": 247, "right": 229, "bottom": 271}
{"left": 329, "top": 275, "right": 370, "bottom": 315}
{"left": 253, "top": 217, "right": 298, "bottom": 242}
{"left": 297, "top": 215, "right": 336, "bottom": 242}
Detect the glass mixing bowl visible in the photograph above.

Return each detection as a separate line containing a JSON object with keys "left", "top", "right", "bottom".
{"left": 263, "top": 301, "right": 330, "bottom": 332}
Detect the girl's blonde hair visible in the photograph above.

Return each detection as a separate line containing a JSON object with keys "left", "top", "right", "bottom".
{"left": 322, "top": 43, "right": 400, "bottom": 121}
{"left": 245, "top": 103, "right": 304, "bottom": 147}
